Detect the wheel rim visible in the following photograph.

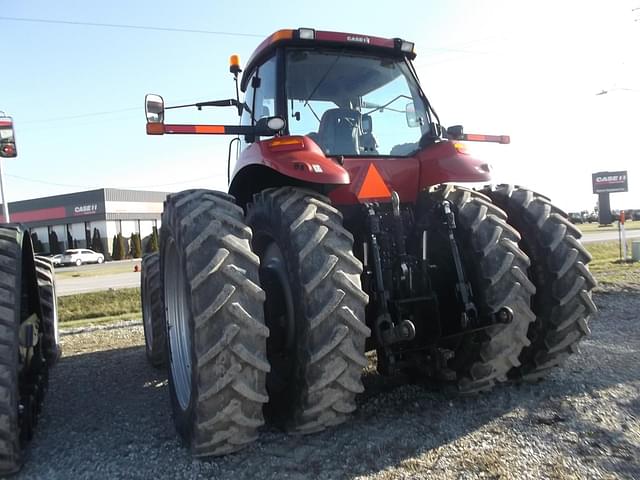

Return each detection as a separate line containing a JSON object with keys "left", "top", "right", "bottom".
{"left": 164, "top": 238, "right": 192, "bottom": 410}
{"left": 259, "top": 240, "right": 296, "bottom": 396}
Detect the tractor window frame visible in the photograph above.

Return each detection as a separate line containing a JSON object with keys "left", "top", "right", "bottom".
{"left": 240, "top": 54, "right": 278, "bottom": 146}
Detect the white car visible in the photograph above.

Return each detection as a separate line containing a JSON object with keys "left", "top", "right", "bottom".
{"left": 61, "top": 249, "right": 105, "bottom": 266}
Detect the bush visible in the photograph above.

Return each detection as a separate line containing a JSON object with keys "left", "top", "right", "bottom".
{"left": 112, "top": 233, "right": 127, "bottom": 260}
{"left": 49, "top": 231, "right": 61, "bottom": 254}
{"left": 31, "top": 232, "right": 45, "bottom": 253}
{"left": 91, "top": 228, "right": 103, "bottom": 253}
{"left": 146, "top": 226, "right": 159, "bottom": 253}
{"left": 131, "top": 233, "right": 142, "bottom": 258}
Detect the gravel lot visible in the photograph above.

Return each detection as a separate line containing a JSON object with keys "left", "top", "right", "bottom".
{"left": 15, "top": 291, "right": 639, "bottom": 480}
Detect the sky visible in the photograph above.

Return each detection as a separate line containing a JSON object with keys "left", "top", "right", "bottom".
{"left": 1, "top": 0, "right": 639, "bottom": 212}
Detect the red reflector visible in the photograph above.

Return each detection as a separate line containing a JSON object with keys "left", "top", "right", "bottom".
{"left": 1, "top": 145, "right": 15, "bottom": 156}
{"left": 194, "top": 125, "right": 225, "bottom": 134}
{"left": 357, "top": 164, "right": 391, "bottom": 200}
{"left": 146, "top": 123, "right": 164, "bottom": 135}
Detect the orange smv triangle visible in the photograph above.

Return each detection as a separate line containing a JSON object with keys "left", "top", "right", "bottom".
{"left": 357, "top": 164, "right": 392, "bottom": 200}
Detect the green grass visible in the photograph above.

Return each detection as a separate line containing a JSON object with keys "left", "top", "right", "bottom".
{"left": 55, "top": 240, "right": 638, "bottom": 329}
{"left": 577, "top": 221, "right": 640, "bottom": 233}
{"left": 57, "top": 287, "right": 141, "bottom": 323}
{"left": 586, "top": 240, "right": 640, "bottom": 286}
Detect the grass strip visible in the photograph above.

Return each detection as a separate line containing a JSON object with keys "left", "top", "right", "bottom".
{"left": 586, "top": 241, "right": 640, "bottom": 286}
{"left": 58, "top": 287, "right": 141, "bottom": 323}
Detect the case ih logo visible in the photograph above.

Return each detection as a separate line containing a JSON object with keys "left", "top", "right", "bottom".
{"left": 73, "top": 204, "right": 98, "bottom": 215}
{"left": 346, "top": 35, "right": 370, "bottom": 44}
{"left": 592, "top": 171, "right": 628, "bottom": 194}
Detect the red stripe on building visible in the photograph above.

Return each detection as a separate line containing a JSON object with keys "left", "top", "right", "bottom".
{"left": 0, "top": 206, "right": 67, "bottom": 223}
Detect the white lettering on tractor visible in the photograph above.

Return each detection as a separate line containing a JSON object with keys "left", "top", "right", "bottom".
{"left": 346, "top": 35, "right": 370, "bottom": 44}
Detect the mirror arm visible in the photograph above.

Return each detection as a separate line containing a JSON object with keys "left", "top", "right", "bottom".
{"left": 147, "top": 123, "right": 276, "bottom": 137}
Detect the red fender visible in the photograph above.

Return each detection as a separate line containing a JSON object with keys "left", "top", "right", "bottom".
{"left": 231, "top": 135, "right": 350, "bottom": 186}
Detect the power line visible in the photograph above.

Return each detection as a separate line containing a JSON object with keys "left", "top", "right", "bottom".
{"left": 6, "top": 173, "right": 223, "bottom": 189}
{"left": 0, "top": 16, "right": 265, "bottom": 38}
{"left": 0, "top": 16, "right": 491, "bottom": 54}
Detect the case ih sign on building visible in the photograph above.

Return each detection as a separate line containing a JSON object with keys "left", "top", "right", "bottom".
{"left": 592, "top": 171, "right": 628, "bottom": 194}
{"left": 592, "top": 170, "right": 628, "bottom": 224}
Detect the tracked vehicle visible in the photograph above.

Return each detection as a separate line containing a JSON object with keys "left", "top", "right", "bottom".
{"left": 0, "top": 116, "right": 60, "bottom": 474}
{"left": 141, "top": 28, "right": 596, "bottom": 456}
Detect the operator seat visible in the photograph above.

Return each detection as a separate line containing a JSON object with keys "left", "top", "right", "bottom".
{"left": 359, "top": 114, "right": 378, "bottom": 154}
{"left": 317, "top": 108, "right": 360, "bottom": 155}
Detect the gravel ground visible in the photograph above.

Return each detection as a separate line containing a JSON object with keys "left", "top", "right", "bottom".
{"left": 14, "top": 291, "right": 639, "bottom": 480}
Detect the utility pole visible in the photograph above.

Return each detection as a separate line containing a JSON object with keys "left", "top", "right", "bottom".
{"left": 0, "top": 157, "right": 9, "bottom": 222}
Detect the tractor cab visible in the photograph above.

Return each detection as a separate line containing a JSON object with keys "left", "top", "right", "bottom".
{"left": 145, "top": 28, "right": 508, "bottom": 208}
{"left": 238, "top": 29, "right": 433, "bottom": 158}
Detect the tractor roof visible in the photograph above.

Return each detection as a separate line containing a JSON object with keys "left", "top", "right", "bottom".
{"left": 241, "top": 28, "right": 416, "bottom": 91}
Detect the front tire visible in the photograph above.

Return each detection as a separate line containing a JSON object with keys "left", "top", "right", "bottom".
{"left": 34, "top": 256, "right": 60, "bottom": 366}
{"left": 75, "top": 259, "right": 82, "bottom": 267}
{"left": 484, "top": 185, "right": 597, "bottom": 381}
{"left": 141, "top": 253, "right": 165, "bottom": 367}
{"left": 161, "top": 190, "right": 269, "bottom": 456}
{"left": 247, "top": 187, "right": 369, "bottom": 433}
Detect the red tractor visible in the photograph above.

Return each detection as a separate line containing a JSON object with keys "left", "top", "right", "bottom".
{"left": 141, "top": 28, "right": 596, "bottom": 457}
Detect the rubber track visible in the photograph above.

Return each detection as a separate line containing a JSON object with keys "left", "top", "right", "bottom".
{"left": 248, "top": 187, "right": 369, "bottom": 433}
{"left": 435, "top": 185, "right": 536, "bottom": 393}
{"left": 162, "top": 189, "right": 268, "bottom": 457}
{"left": 141, "top": 253, "right": 166, "bottom": 367}
{"left": 34, "top": 256, "right": 60, "bottom": 365}
{"left": 484, "top": 185, "right": 598, "bottom": 381}
{"left": 0, "top": 226, "right": 23, "bottom": 474}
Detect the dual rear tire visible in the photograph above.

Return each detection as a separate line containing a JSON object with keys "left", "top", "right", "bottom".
{"left": 158, "top": 187, "right": 368, "bottom": 456}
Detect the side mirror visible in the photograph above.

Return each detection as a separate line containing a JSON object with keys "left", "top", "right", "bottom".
{"left": 145, "top": 94, "right": 165, "bottom": 124}
{"left": 254, "top": 116, "right": 286, "bottom": 136}
{"left": 0, "top": 117, "right": 17, "bottom": 158}
{"left": 405, "top": 102, "right": 420, "bottom": 127}
{"left": 446, "top": 125, "right": 464, "bottom": 140}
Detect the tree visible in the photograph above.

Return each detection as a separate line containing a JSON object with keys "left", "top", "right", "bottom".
{"left": 91, "top": 228, "right": 103, "bottom": 253}
{"left": 146, "top": 226, "right": 159, "bottom": 253}
{"left": 118, "top": 233, "right": 126, "bottom": 260}
{"left": 111, "top": 233, "right": 126, "bottom": 260}
{"left": 85, "top": 229, "right": 92, "bottom": 248}
{"left": 31, "top": 232, "right": 44, "bottom": 253}
{"left": 131, "top": 233, "right": 142, "bottom": 258}
{"left": 49, "top": 231, "right": 60, "bottom": 254}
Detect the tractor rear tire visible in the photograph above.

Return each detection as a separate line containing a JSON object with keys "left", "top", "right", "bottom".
{"left": 0, "top": 227, "right": 25, "bottom": 474}
{"left": 161, "top": 190, "right": 269, "bottom": 457}
{"left": 0, "top": 226, "right": 50, "bottom": 474}
{"left": 430, "top": 185, "right": 536, "bottom": 393}
{"left": 141, "top": 253, "right": 165, "bottom": 367}
{"left": 247, "top": 187, "right": 369, "bottom": 433}
{"left": 484, "top": 185, "right": 597, "bottom": 381}
{"left": 34, "top": 256, "right": 60, "bottom": 366}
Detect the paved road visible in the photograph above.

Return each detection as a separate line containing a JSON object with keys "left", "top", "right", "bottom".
{"left": 56, "top": 271, "right": 141, "bottom": 296}
{"left": 53, "top": 228, "right": 638, "bottom": 296}
{"left": 581, "top": 228, "right": 640, "bottom": 244}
